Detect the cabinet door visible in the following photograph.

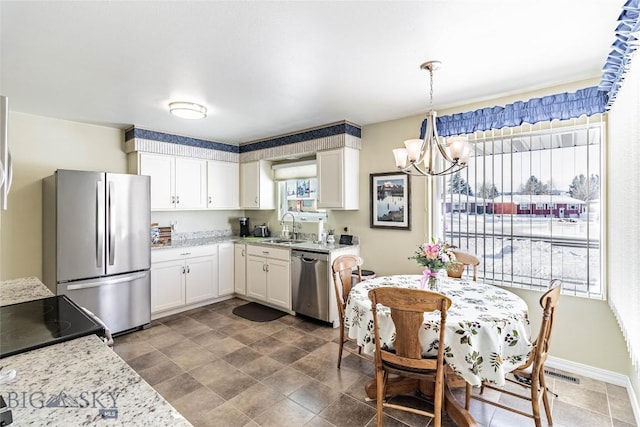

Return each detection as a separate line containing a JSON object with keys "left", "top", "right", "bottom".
{"left": 218, "top": 242, "right": 234, "bottom": 296}
{"left": 240, "top": 162, "right": 259, "bottom": 208}
{"left": 246, "top": 255, "right": 267, "bottom": 300}
{"left": 266, "top": 258, "right": 291, "bottom": 309}
{"left": 151, "top": 258, "right": 185, "bottom": 313}
{"left": 317, "top": 148, "right": 359, "bottom": 210}
{"left": 185, "top": 254, "right": 217, "bottom": 304}
{"left": 140, "top": 153, "right": 175, "bottom": 210}
{"left": 175, "top": 157, "right": 207, "bottom": 209}
{"left": 208, "top": 161, "right": 239, "bottom": 209}
{"left": 240, "top": 160, "right": 274, "bottom": 209}
{"left": 317, "top": 149, "right": 344, "bottom": 208}
{"left": 234, "top": 244, "right": 246, "bottom": 295}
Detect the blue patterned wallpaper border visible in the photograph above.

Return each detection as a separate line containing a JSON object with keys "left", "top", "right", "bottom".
{"left": 125, "top": 128, "right": 238, "bottom": 153}
{"left": 239, "top": 121, "right": 361, "bottom": 153}
{"left": 125, "top": 121, "right": 361, "bottom": 155}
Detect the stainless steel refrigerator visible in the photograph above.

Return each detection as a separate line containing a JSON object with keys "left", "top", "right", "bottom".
{"left": 42, "top": 169, "right": 151, "bottom": 334}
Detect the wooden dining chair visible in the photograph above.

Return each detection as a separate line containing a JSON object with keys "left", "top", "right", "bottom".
{"left": 465, "top": 279, "right": 562, "bottom": 427}
{"left": 368, "top": 287, "right": 452, "bottom": 427}
{"left": 332, "top": 254, "right": 368, "bottom": 368}
{"left": 447, "top": 249, "right": 480, "bottom": 281}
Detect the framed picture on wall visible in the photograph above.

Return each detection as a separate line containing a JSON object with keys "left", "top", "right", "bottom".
{"left": 370, "top": 172, "right": 411, "bottom": 230}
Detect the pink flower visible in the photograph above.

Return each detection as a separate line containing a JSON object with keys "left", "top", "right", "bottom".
{"left": 425, "top": 244, "right": 439, "bottom": 259}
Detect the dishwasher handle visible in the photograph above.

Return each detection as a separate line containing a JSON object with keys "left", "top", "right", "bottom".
{"left": 292, "top": 250, "right": 329, "bottom": 263}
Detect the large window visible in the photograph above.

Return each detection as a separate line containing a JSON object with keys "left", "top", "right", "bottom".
{"left": 442, "top": 116, "right": 604, "bottom": 298}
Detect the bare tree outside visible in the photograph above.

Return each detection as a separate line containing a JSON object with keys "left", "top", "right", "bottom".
{"left": 569, "top": 174, "right": 600, "bottom": 201}
{"left": 520, "top": 175, "right": 549, "bottom": 195}
{"left": 477, "top": 182, "right": 500, "bottom": 199}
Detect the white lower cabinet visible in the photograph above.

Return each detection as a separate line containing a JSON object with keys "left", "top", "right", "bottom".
{"left": 234, "top": 243, "right": 247, "bottom": 295}
{"left": 151, "top": 243, "right": 233, "bottom": 317}
{"left": 245, "top": 244, "right": 291, "bottom": 311}
{"left": 218, "top": 242, "right": 234, "bottom": 296}
{"left": 184, "top": 253, "right": 217, "bottom": 305}
{"left": 150, "top": 258, "right": 186, "bottom": 313}
{"left": 246, "top": 254, "right": 268, "bottom": 300}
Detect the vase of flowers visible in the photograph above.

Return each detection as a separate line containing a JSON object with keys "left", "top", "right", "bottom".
{"left": 409, "top": 239, "right": 456, "bottom": 291}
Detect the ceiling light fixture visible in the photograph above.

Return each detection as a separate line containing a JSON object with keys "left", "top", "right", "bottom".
{"left": 393, "top": 61, "right": 471, "bottom": 176}
{"left": 169, "top": 101, "right": 207, "bottom": 119}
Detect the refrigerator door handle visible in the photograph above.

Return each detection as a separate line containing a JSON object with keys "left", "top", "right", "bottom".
{"left": 66, "top": 272, "right": 147, "bottom": 291}
{"left": 108, "top": 180, "right": 116, "bottom": 266}
{"left": 96, "top": 180, "right": 105, "bottom": 268}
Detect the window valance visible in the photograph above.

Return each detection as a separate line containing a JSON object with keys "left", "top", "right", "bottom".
{"left": 425, "top": 87, "right": 608, "bottom": 138}
{"left": 598, "top": 0, "right": 640, "bottom": 107}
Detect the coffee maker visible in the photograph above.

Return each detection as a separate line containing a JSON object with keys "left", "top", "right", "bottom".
{"left": 239, "top": 217, "right": 250, "bottom": 237}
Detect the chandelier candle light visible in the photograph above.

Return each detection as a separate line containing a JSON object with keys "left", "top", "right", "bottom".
{"left": 393, "top": 61, "right": 471, "bottom": 176}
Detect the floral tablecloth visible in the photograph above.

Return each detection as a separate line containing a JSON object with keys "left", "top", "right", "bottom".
{"left": 345, "top": 275, "right": 531, "bottom": 387}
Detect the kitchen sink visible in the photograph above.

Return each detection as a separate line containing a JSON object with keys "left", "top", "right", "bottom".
{"left": 266, "top": 238, "right": 307, "bottom": 245}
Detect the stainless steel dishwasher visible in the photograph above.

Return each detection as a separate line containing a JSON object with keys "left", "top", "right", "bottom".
{"left": 291, "top": 250, "right": 330, "bottom": 322}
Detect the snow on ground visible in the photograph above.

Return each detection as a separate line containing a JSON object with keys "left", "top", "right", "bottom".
{"left": 445, "top": 214, "right": 601, "bottom": 296}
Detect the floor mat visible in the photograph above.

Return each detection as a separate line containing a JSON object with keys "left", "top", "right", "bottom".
{"left": 231, "top": 302, "right": 287, "bottom": 322}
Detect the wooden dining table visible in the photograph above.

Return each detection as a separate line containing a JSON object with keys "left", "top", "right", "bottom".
{"left": 344, "top": 274, "right": 532, "bottom": 426}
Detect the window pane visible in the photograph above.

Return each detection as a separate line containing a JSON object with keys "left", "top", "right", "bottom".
{"left": 278, "top": 179, "right": 327, "bottom": 222}
{"left": 442, "top": 117, "right": 603, "bottom": 298}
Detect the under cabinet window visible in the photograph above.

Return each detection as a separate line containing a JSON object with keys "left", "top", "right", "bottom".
{"left": 278, "top": 178, "right": 327, "bottom": 222}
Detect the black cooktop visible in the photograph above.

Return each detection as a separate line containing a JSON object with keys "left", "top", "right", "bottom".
{"left": 0, "top": 295, "right": 104, "bottom": 359}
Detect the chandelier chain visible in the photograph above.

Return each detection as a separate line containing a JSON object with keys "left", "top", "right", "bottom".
{"left": 429, "top": 66, "right": 434, "bottom": 113}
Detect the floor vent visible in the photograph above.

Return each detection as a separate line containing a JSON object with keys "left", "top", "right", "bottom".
{"left": 545, "top": 370, "right": 580, "bottom": 384}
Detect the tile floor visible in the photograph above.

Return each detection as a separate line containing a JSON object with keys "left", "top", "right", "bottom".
{"left": 113, "top": 298, "right": 637, "bottom": 427}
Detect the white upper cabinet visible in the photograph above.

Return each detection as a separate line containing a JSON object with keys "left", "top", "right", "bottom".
{"left": 174, "top": 157, "right": 207, "bottom": 209}
{"left": 240, "top": 160, "right": 274, "bottom": 209}
{"left": 136, "top": 153, "right": 207, "bottom": 210}
{"left": 139, "top": 153, "right": 174, "bottom": 210}
{"left": 207, "top": 160, "right": 239, "bottom": 209}
{"left": 317, "top": 147, "right": 359, "bottom": 210}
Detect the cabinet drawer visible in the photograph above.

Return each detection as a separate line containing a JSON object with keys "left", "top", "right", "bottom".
{"left": 246, "top": 244, "right": 290, "bottom": 261}
{"left": 152, "top": 244, "right": 218, "bottom": 263}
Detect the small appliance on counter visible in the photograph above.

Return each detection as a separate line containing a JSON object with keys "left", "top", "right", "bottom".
{"left": 339, "top": 234, "right": 353, "bottom": 245}
{"left": 239, "top": 217, "right": 250, "bottom": 237}
{"left": 254, "top": 224, "right": 270, "bottom": 237}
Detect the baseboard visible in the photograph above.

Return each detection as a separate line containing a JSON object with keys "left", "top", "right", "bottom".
{"left": 546, "top": 356, "right": 628, "bottom": 386}
{"left": 546, "top": 356, "right": 640, "bottom": 424}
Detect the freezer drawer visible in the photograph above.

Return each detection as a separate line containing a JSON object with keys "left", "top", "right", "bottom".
{"left": 58, "top": 271, "right": 150, "bottom": 334}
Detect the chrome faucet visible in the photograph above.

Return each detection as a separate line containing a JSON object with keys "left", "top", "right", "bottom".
{"left": 280, "top": 212, "right": 297, "bottom": 240}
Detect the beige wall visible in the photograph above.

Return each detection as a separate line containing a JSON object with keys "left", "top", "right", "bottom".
{"left": 0, "top": 112, "right": 127, "bottom": 280}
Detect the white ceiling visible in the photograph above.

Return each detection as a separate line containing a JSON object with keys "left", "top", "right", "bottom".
{"left": 0, "top": 1, "right": 622, "bottom": 145}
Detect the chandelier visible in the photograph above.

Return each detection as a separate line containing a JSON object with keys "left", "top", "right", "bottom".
{"left": 393, "top": 61, "right": 471, "bottom": 176}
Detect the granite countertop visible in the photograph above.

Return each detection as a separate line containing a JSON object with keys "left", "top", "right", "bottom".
{"left": 153, "top": 235, "right": 358, "bottom": 254}
{"left": 0, "top": 277, "right": 192, "bottom": 426}
{"left": 0, "top": 276, "right": 55, "bottom": 306}
{"left": 153, "top": 235, "right": 240, "bottom": 249}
